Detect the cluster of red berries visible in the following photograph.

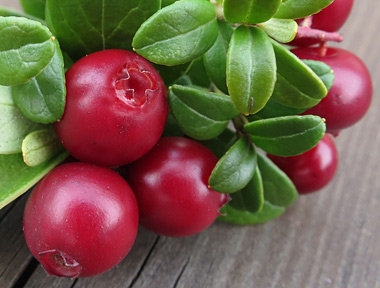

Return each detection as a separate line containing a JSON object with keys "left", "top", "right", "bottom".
{"left": 22, "top": 0, "right": 372, "bottom": 279}
{"left": 270, "top": 0, "right": 372, "bottom": 194}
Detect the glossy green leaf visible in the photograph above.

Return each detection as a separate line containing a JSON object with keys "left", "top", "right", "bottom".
{"left": 219, "top": 201, "right": 285, "bottom": 225}
{"left": 133, "top": 0, "right": 218, "bottom": 66}
{"left": 168, "top": 85, "right": 238, "bottom": 140}
{"left": 200, "top": 129, "right": 236, "bottom": 158}
{"left": 258, "top": 18, "right": 298, "bottom": 43}
{"left": 20, "top": 0, "right": 46, "bottom": 19}
{"left": 0, "top": 151, "right": 68, "bottom": 209}
{"left": 271, "top": 41, "right": 327, "bottom": 109}
{"left": 22, "top": 128, "right": 64, "bottom": 167}
{"left": 303, "top": 60, "right": 334, "bottom": 91}
{"left": 245, "top": 115, "right": 326, "bottom": 156}
{"left": 0, "top": 16, "right": 56, "bottom": 86}
{"left": 186, "top": 57, "right": 211, "bottom": 88}
{"left": 203, "top": 21, "right": 234, "bottom": 94}
{"left": 227, "top": 26, "right": 276, "bottom": 114}
{"left": 257, "top": 152, "right": 298, "bottom": 207}
{"left": 162, "top": 0, "right": 177, "bottom": 7}
{"left": 12, "top": 42, "right": 66, "bottom": 124}
{"left": 256, "top": 98, "right": 306, "bottom": 119}
{"left": 154, "top": 63, "right": 189, "bottom": 86}
{"left": 46, "top": 0, "right": 160, "bottom": 60}
{"left": 0, "top": 86, "right": 44, "bottom": 154}
{"left": 162, "top": 113, "right": 185, "bottom": 137}
{"left": 229, "top": 166, "right": 264, "bottom": 213}
{"left": 209, "top": 138, "right": 257, "bottom": 194}
{"left": 275, "top": 0, "right": 334, "bottom": 19}
{"left": 224, "top": 0, "right": 282, "bottom": 24}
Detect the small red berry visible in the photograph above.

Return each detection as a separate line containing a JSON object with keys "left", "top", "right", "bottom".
{"left": 123, "top": 137, "right": 230, "bottom": 237}
{"left": 268, "top": 134, "right": 338, "bottom": 194}
{"left": 23, "top": 163, "right": 139, "bottom": 278}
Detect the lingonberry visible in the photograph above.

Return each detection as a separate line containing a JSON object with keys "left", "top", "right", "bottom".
{"left": 123, "top": 137, "right": 230, "bottom": 237}
{"left": 23, "top": 163, "right": 139, "bottom": 278}
{"left": 55, "top": 49, "right": 168, "bottom": 167}
{"left": 268, "top": 134, "right": 338, "bottom": 194}
{"left": 293, "top": 47, "right": 372, "bottom": 133}
{"left": 291, "top": 0, "right": 354, "bottom": 47}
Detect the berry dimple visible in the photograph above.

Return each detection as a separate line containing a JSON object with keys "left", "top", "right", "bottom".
{"left": 38, "top": 249, "right": 82, "bottom": 278}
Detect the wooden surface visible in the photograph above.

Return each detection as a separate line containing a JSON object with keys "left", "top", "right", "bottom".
{"left": 0, "top": 1, "right": 379, "bottom": 288}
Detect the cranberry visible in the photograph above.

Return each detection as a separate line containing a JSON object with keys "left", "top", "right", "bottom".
{"left": 291, "top": 0, "right": 354, "bottom": 47}
{"left": 123, "top": 137, "right": 230, "bottom": 237}
{"left": 293, "top": 47, "right": 372, "bottom": 132}
{"left": 23, "top": 163, "right": 139, "bottom": 278}
{"left": 268, "top": 134, "right": 338, "bottom": 194}
{"left": 55, "top": 49, "right": 168, "bottom": 167}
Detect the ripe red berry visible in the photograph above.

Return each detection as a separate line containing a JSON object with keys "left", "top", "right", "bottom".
{"left": 55, "top": 49, "right": 168, "bottom": 167}
{"left": 291, "top": 0, "right": 354, "bottom": 47}
{"left": 293, "top": 47, "right": 372, "bottom": 133}
{"left": 23, "top": 163, "right": 139, "bottom": 278}
{"left": 123, "top": 137, "right": 230, "bottom": 237}
{"left": 268, "top": 134, "right": 338, "bottom": 194}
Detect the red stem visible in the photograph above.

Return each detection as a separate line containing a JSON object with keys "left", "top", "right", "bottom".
{"left": 296, "top": 26, "right": 344, "bottom": 43}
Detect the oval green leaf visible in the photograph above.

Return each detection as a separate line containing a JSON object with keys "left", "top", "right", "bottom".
{"left": 275, "top": 0, "right": 334, "bottom": 19}
{"left": 12, "top": 42, "right": 66, "bottom": 124}
{"left": 245, "top": 115, "right": 326, "bottom": 156}
{"left": 256, "top": 97, "right": 306, "bottom": 119}
{"left": 168, "top": 85, "right": 238, "bottom": 140}
{"left": 20, "top": 0, "right": 46, "bottom": 19}
{"left": 258, "top": 18, "right": 298, "bottom": 43}
{"left": 133, "top": 0, "right": 218, "bottom": 66}
{"left": 46, "top": 0, "right": 160, "bottom": 60}
{"left": 219, "top": 201, "right": 285, "bottom": 225}
{"left": 203, "top": 21, "right": 234, "bottom": 94}
{"left": 0, "top": 86, "right": 45, "bottom": 154}
{"left": 303, "top": 59, "right": 334, "bottom": 91}
{"left": 224, "top": 0, "right": 282, "bottom": 24}
{"left": 227, "top": 26, "right": 276, "bottom": 114}
{"left": 271, "top": 41, "right": 327, "bottom": 109}
{"left": 228, "top": 166, "right": 264, "bottom": 214}
{"left": 200, "top": 129, "right": 236, "bottom": 158}
{"left": 22, "top": 128, "right": 64, "bottom": 167}
{"left": 162, "top": 0, "right": 177, "bottom": 7}
{"left": 186, "top": 57, "right": 211, "bottom": 88}
{"left": 257, "top": 152, "right": 298, "bottom": 207}
{"left": 0, "top": 151, "right": 68, "bottom": 209}
{"left": 209, "top": 138, "right": 257, "bottom": 194}
{"left": 0, "top": 16, "right": 56, "bottom": 86}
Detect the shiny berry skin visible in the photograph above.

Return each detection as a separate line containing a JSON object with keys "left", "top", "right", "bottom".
{"left": 123, "top": 137, "right": 230, "bottom": 237}
{"left": 23, "top": 163, "right": 139, "bottom": 278}
{"left": 291, "top": 0, "right": 354, "bottom": 47}
{"left": 293, "top": 47, "right": 372, "bottom": 133}
{"left": 268, "top": 134, "right": 338, "bottom": 194}
{"left": 54, "top": 49, "right": 168, "bottom": 167}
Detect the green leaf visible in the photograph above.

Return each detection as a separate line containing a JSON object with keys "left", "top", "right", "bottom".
{"left": 245, "top": 115, "right": 326, "bottom": 156}
{"left": 46, "top": 0, "right": 160, "bottom": 60}
{"left": 154, "top": 63, "right": 189, "bottom": 86}
{"left": 209, "top": 138, "right": 257, "bottom": 194}
{"left": 133, "top": 0, "right": 218, "bottom": 66}
{"left": 168, "top": 85, "right": 238, "bottom": 140}
{"left": 271, "top": 41, "right": 327, "bottom": 109}
{"left": 229, "top": 166, "right": 264, "bottom": 213}
{"left": 0, "top": 6, "right": 43, "bottom": 22}
{"left": 0, "top": 86, "right": 44, "bottom": 154}
{"left": 257, "top": 152, "right": 298, "bottom": 207}
{"left": 0, "top": 151, "right": 68, "bottom": 209}
{"left": 224, "top": 0, "right": 282, "bottom": 24}
{"left": 219, "top": 201, "right": 285, "bottom": 225}
{"left": 256, "top": 98, "right": 306, "bottom": 119}
{"left": 200, "top": 129, "right": 236, "bottom": 158}
{"left": 12, "top": 42, "right": 66, "bottom": 124}
{"left": 258, "top": 18, "right": 298, "bottom": 43}
{"left": 20, "top": 0, "right": 46, "bottom": 19}
{"left": 162, "top": 112, "right": 185, "bottom": 137}
{"left": 62, "top": 51, "right": 74, "bottom": 72}
{"left": 227, "top": 26, "right": 276, "bottom": 114}
{"left": 203, "top": 21, "right": 234, "bottom": 94}
{"left": 162, "top": 0, "right": 177, "bottom": 7}
{"left": 0, "top": 16, "right": 56, "bottom": 86}
{"left": 303, "top": 60, "right": 334, "bottom": 91}
{"left": 22, "top": 128, "right": 64, "bottom": 167}
{"left": 275, "top": 0, "right": 334, "bottom": 19}
{"left": 186, "top": 57, "right": 211, "bottom": 88}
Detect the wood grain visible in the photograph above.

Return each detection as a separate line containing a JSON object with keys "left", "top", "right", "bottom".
{"left": 0, "top": 1, "right": 379, "bottom": 288}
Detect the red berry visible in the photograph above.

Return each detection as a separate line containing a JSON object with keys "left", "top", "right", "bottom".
{"left": 291, "top": 0, "right": 354, "bottom": 47}
{"left": 293, "top": 47, "right": 372, "bottom": 132}
{"left": 55, "top": 49, "right": 168, "bottom": 167}
{"left": 123, "top": 137, "right": 229, "bottom": 237}
{"left": 268, "top": 134, "right": 338, "bottom": 194}
{"left": 23, "top": 163, "right": 139, "bottom": 278}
